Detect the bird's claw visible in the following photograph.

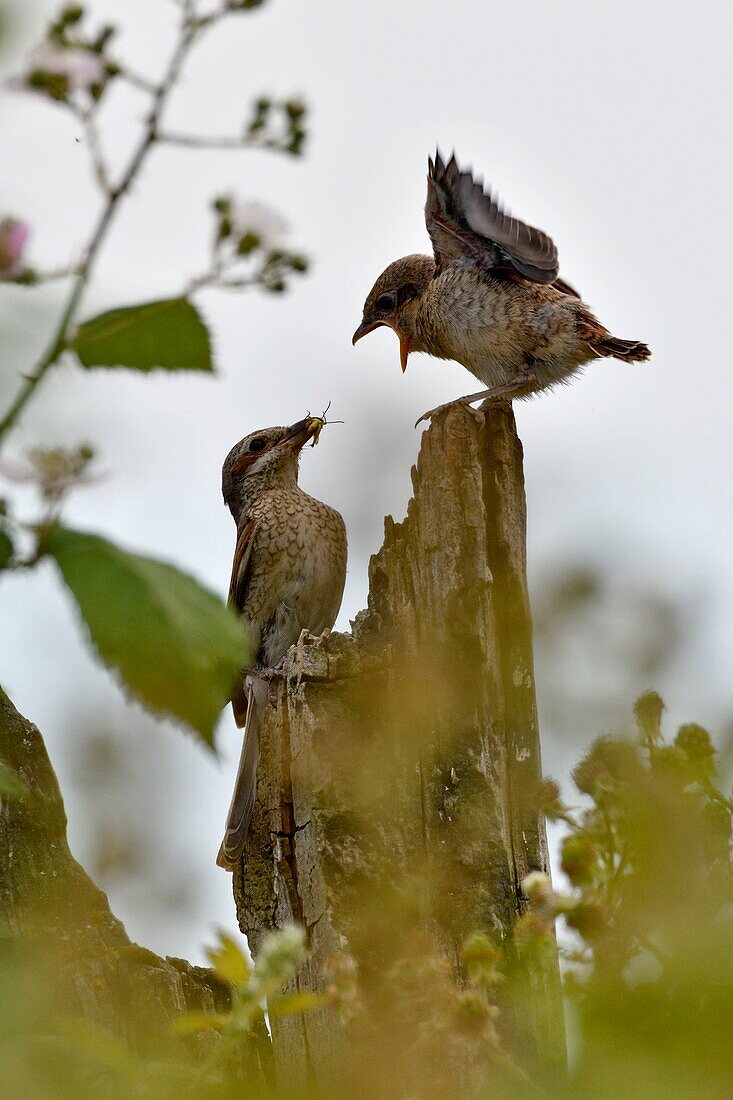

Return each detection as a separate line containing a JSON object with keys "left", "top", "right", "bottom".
{"left": 414, "top": 396, "right": 477, "bottom": 429}
{"left": 247, "top": 664, "right": 286, "bottom": 683}
{"left": 415, "top": 383, "right": 527, "bottom": 428}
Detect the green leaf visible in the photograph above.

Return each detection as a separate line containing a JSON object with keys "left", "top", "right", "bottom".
{"left": 0, "top": 527, "right": 12, "bottom": 570}
{"left": 206, "top": 930, "right": 251, "bottom": 986}
{"left": 172, "top": 1012, "right": 230, "bottom": 1034}
{"left": 44, "top": 527, "right": 249, "bottom": 746}
{"left": 71, "top": 298, "right": 213, "bottom": 373}
{"left": 268, "top": 991, "right": 328, "bottom": 1018}
{"left": 57, "top": 1019, "right": 140, "bottom": 1078}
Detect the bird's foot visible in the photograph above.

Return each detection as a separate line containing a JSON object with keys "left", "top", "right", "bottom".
{"left": 415, "top": 395, "right": 482, "bottom": 429}
{"left": 247, "top": 663, "right": 286, "bottom": 684}
{"left": 415, "top": 381, "right": 528, "bottom": 428}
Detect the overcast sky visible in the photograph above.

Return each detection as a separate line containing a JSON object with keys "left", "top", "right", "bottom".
{"left": 1, "top": 0, "right": 732, "bottom": 962}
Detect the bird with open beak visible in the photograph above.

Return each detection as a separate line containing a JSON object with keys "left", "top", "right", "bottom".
{"left": 217, "top": 415, "right": 347, "bottom": 870}
{"left": 353, "top": 151, "right": 650, "bottom": 424}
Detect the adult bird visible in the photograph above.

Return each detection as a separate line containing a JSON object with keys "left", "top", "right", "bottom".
{"left": 217, "top": 416, "right": 347, "bottom": 870}
{"left": 353, "top": 152, "right": 650, "bottom": 424}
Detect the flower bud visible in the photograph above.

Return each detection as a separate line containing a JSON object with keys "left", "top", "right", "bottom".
{"left": 459, "top": 931, "right": 500, "bottom": 989}
{"left": 0, "top": 219, "right": 30, "bottom": 279}
{"left": 634, "top": 690, "right": 664, "bottom": 743}
{"left": 254, "top": 924, "right": 306, "bottom": 985}
{"left": 522, "top": 870, "right": 553, "bottom": 905}
{"left": 561, "top": 835, "right": 598, "bottom": 886}
{"left": 675, "top": 723, "right": 715, "bottom": 762}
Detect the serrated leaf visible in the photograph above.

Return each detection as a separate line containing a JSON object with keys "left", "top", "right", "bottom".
{"left": 268, "top": 991, "right": 328, "bottom": 1018}
{"left": 172, "top": 1012, "right": 230, "bottom": 1034}
{"left": 71, "top": 298, "right": 213, "bottom": 373}
{"left": 0, "top": 527, "right": 13, "bottom": 570}
{"left": 44, "top": 527, "right": 250, "bottom": 746}
{"left": 206, "top": 931, "right": 251, "bottom": 986}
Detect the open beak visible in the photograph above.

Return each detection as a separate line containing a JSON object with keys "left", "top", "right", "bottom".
{"left": 283, "top": 416, "right": 323, "bottom": 450}
{"left": 398, "top": 334, "right": 412, "bottom": 372}
{"left": 352, "top": 319, "right": 384, "bottom": 345}
{"left": 352, "top": 320, "right": 412, "bottom": 373}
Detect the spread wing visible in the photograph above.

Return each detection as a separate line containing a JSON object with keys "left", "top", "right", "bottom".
{"left": 425, "top": 151, "right": 559, "bottom": 283}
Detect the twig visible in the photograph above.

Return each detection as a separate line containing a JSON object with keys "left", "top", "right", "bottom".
{"left": 186, "top": 271, "right": 261, "bottom": 293}
{"left": 0, "top": 7, "right": 222, "bottom": 446}
{"left": 702, "top": 776, "right": 733, "bottom": 813}
{"left": 158, "top": 130, "right": 255, "bottom": 150}
{"left": 158, "top": 131, "right": 292, "bottom": 154}
{"left": 116, "top": 66, "right": 159, "bottom": 95}
{"left": 75, "top": 105, "right": 114, "bottom": 197}
{"left": 39, "top": 265, "right": 83, "bottom": 283}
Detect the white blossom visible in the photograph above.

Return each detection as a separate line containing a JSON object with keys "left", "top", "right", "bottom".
{"left": 522, "top": 871, "right": 552, "bottom": 904}
{"left": 228, "top": 199, "right": 289, "bottom": 250}
{"left": 15, "top": 44, "right": 107, "bottom": 95}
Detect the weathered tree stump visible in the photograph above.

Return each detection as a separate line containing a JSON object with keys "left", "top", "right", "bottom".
{"left": 233, "top": 402, "right": 565, "bottom": 1093}
{"left": 0, "top": 687, "right": 271, "bottom": 1089}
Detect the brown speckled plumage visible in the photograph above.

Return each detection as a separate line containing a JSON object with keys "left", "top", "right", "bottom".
{"left": 217, "top": 419, "right": 347, "bottom": 869}
{"left": 353, "top": 151, "right": 650, "bottom": 414}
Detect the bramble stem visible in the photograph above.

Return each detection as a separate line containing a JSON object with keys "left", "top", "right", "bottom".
{"left": 0, "top": 6, "right": 219, "bottom": 447}
{"left": 158, "top": 131, "right": 290, "bottom": 153}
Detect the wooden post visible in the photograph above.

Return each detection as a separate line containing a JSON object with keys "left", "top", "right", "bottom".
{"left": 233, "top": 403, "right": 565, "bottom": 1091}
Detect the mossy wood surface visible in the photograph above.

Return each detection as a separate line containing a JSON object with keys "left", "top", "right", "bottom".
{"left": 0, "top": 686, "right": 270, "bottom": 1086}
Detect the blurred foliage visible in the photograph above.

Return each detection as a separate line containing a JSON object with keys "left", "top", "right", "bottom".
{"left": 244, "top": 95, "right": 307, "bottom": 156}
{"left": 0, "top": 925, "right": 303, "bottom": 1099}
{"left": 2, "top": 693, "right": 729, "bottom": 1097}
{"left": 528, "top": 692, "right": 733, "bottom": 1099}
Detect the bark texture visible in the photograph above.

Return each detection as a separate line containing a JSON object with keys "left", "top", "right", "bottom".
{"left": 232, "top": 402, "right": 564, "bottom": 1091}
{"left": 0, "top": 686, "right": 270, "bottom": 1088}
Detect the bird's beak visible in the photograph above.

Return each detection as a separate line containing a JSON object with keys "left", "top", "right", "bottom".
{"left": 283, "top": 417, "right": 324, "bottom": 450}
{"left": 352, "top": 320, "right": 411, "bottom": 372}
{"left": 399, "top": 334, "right": 412, "bottom": 372}
{"left": 352, "top": 319, "right": 384, "bottom": 345}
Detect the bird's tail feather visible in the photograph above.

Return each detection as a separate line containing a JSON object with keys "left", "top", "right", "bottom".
{"left": 592, "top": 335, "right": 651, "bottom": 363}
{"left": 217, "top": 675, "right": 268, "bottom": 871}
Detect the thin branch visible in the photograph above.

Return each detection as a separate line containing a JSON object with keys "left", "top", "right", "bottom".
{"left": 37, "top": 264, "right": 82, "bottom": 283}
{"left": 186, "top": 271, "right": 261, "bottom": 293}
{"left": 0, "top": 8, "right": 222, "bottom": 446}
{"left": 702, "top": 776, "right": 733, "bottom": 813}
{"left": 159, "top": 130, "right": 293, "bottom": 155}
{"left": 158, "top": 130, "right": 255, "bottom": 150}
{"left": 75, "top": 105, "right": 114, "bottom": 197}
{"left": 192, "top": 4, "right": 230, "bottom": 32}
{"left": 116, "top": 66, "right": 159, "bottom": 95}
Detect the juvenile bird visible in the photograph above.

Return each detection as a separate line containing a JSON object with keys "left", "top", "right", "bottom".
{"left": 353, "top": 152, "right": 650, "bottom": 423}
{"left": 217, "top": 416, "right": 347, "bottom": 870}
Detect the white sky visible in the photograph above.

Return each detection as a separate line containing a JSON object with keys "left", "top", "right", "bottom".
{"left": 1, "top": 0, "right": 732, "bottom": 962}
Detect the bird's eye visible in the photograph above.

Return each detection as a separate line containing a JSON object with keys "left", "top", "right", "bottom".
{"left": 376, "top": 293, "right": 396, "bottom": 312}
{"left": 249, "top": 438, "right": 267, "bottom": 452}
